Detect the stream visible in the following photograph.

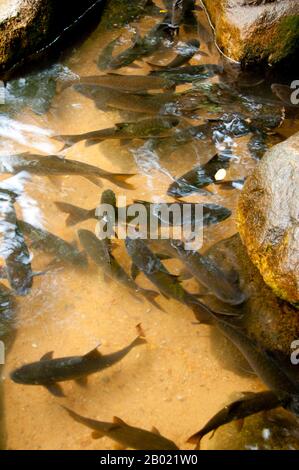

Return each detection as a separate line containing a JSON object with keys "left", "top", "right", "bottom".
{"left": 1, "top": 0, "right": 299, "bottom": 450}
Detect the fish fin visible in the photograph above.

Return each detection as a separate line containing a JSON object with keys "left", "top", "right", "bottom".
{"left": 178, "top": 269, "right": 193, "bottom": 281}
{"left": 40, "top": 351, "right": 54, "bottom": 361}
{"left": 110, "top": 174, "right": 136, "bottom": 190}
{"left": 146, "top": 61, "right": 165, "bottom": 70}
{"left": 186, "top": 432, "right": 203, "bottom": 449}
{"left": 119, "top": 139, "right": 131, "bottom": 147}
{"left": 47, "top": 176, "right": 64, "bottom": 188}
{"left": 164, "top": 83, "right": 176, "bottom": 92}
{"left": 156, "top": 253, "right": 172, "bottom": 261}
{"left": 45, "top": 383, "right": 65, "bottom": 398}
{"left": 75, "top": 376, "right": 88, "bottom": 387}
{"left": 234, "top": 418, "right": 244, "bottom": 433}
{"left": 136, "top": 323, "right": 146, "bottom": 339}
{"left": 84, "top": 175, "right": 103, "bottom": 187}
{"left": 70, "top": 240, "right": 79, "bottom": 250}
{"left": 91, "top": 431, "right": 104, "bottom": 440}
{"left": 226, "top": 268, "right": 240, "bottom": 284}
{"left": 131, "top": 263, "right": 140, "bottom": 280}
{"left": 113, "top": 416, "right": 127, "bottom": 426}
{"left": 113, "top": 443, "right": 127, "bottom": 450}
{"left": 151, "top": 426, "right": 161, "bottom": 436}
{"left": 53, "top": 134, "right": 78, "bottom": 149}
{"left": 197, "top": 50, "right": 209, "bottom": 57}
{"left": 127, "top": 63, "right": 142, "bottom": 70}
{"left": 168, "top": 273, "right": 182, "bottom": 281}
{"left": 85, "top": 139, "right": 101, "bottom": 148}
{"left": 55, "top": 202, "right": 93, "bottom": 227}
{"left": 142, "top": 289, "right": 163, "bottom": 312}
{"left": 84, "top": 346, "right": 102, "bottom": 360}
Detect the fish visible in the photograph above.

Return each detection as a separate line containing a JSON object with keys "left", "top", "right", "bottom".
{"left": 55, "top": 197, "right": 230, "bottom": 229}
{"left": 149, "top": 121, "right": 218, "bottom": 156}
{"left": 134, "top": 200, "right": 231, "bottom": 229}
{"left": 11, "top": 326, "right": 147, "bottom": 397}
{"left": 78, "top": 230, "right": 161, "bottom": 310}
{"left": 97, "top": 36, "right": 121, "bottom": 71}
{"left": 55, "top": 201, "right": 97, "bottom": 227}
{"left": 63, "top": 407, "right": 179, "bottom": 450}
{"left": 213, "top": 316, "right": 299, "bottom": 399}
{"left": 126, "top": 238, "right": 224, "bottom": 324}
{"left": 167, "top": 153, "right": 233, "bottom": 198}
{"left": 0, "top": 153, "right": 135, "bottom": 190}
{"left": 186, "top": 305, "right": 299, "bottom": 442}
{"left": 0, "top": 190, "right": 33, "bottom": 295}
{"left": 54, "top": 116, "right": 180, "bottom": 149}
{"left": 106, "top": 91, "right": 176, "bottom": 115}
{"left": 77, "top": 74, "right": 175, "bottom": 93}
{"left": 187, "top": 391, "right": 287, "bottom": 449}
{"left": 55, "top": 188, "right": 137, "bottom": 227}
{"left": 149, "top": 239, "right": 245, "bottom": 306}
{"left": 17, "top": 220, "right": 87, "bottom": 267}
{"left": 150, "top": 64, "right": 222, "bottom": 84}
{"left": 107, "top": 20, "right": 173, "bottom": 70}
{"left": 148, "top": 39, "right": 200, "bottom": 70}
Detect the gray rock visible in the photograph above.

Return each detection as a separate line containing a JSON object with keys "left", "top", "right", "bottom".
{"left": 238, "top": 132, "right": 299, "bottom": 306}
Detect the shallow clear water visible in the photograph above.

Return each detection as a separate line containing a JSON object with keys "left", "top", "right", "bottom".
{"left": 1, "top": 0, "right": 299, "bottom": 450}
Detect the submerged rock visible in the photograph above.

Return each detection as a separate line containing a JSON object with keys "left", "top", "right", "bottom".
{"left": 202, "top": 0, "right": 299, "bottom": 65}
{"left": 238, "top": 132, "right": 299, "bottom": 306}
{"left": 0, "top": 0, "right": 104, "bottom": 74}
{"left": 206, "top": 234, "right": 298, "bottom": 351}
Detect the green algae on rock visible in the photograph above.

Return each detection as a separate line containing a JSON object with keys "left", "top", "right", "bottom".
{"left": 237, "top": 133, "right": 299, "bottom": 307}
{"left": 202, "top": 0, "right": 299, "bottom": 66}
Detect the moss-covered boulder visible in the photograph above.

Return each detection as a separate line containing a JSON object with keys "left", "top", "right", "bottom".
{"left": 0, "top": 0, "right": 105, "bottom": 74}
{"left": 202, "top": 0, "right": 299, "bottom": 66}
{"left": 238, "top": 132, "right": 299, "bottom": 307}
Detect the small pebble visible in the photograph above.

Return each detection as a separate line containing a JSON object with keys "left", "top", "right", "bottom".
{"left": 215, "top": 169, "right": 227, "bottom": 181}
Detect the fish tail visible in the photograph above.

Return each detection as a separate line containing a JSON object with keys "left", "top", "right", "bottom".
{"left": 55, "top": 202, "right": 93, "bottom": 227}
{"left": 146, "top": 61, "right": 165, "bottom": 70}
{"left": 186, "top": 431, "right": 203, "bottom": 449}
{"left": 131, "top": 324, "right": 147, "bottom": 348}
{"left": 84, "top": 175, "right": 103, "bottom": 188}
{"left": 142, "top": 289, "right": 164, "bottom": 312}
{"left": 85, "top": 139, "right": 101, "bottom": 147}
{"left": 61, "top": 406, "right": 104, "bottom": 437}
{"left": 109, "top": 174, "right": 136, "bottom": 190}
{"left": 57, "top": 79, "right": 79, "bottom": 93}
{"left": 53, "top": 134, "right": 82, "bottom": 150}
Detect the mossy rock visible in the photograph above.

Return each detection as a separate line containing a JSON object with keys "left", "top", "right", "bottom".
{"left": 237, "top": 132, "right": 299, "bottom": 307}
{"left": 202, "top": 0, "right": 299, "bottom": 66}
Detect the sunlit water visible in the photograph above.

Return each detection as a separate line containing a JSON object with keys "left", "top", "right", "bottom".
{"left": 1, "top": 0, "right": 299, "bottom": 450}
